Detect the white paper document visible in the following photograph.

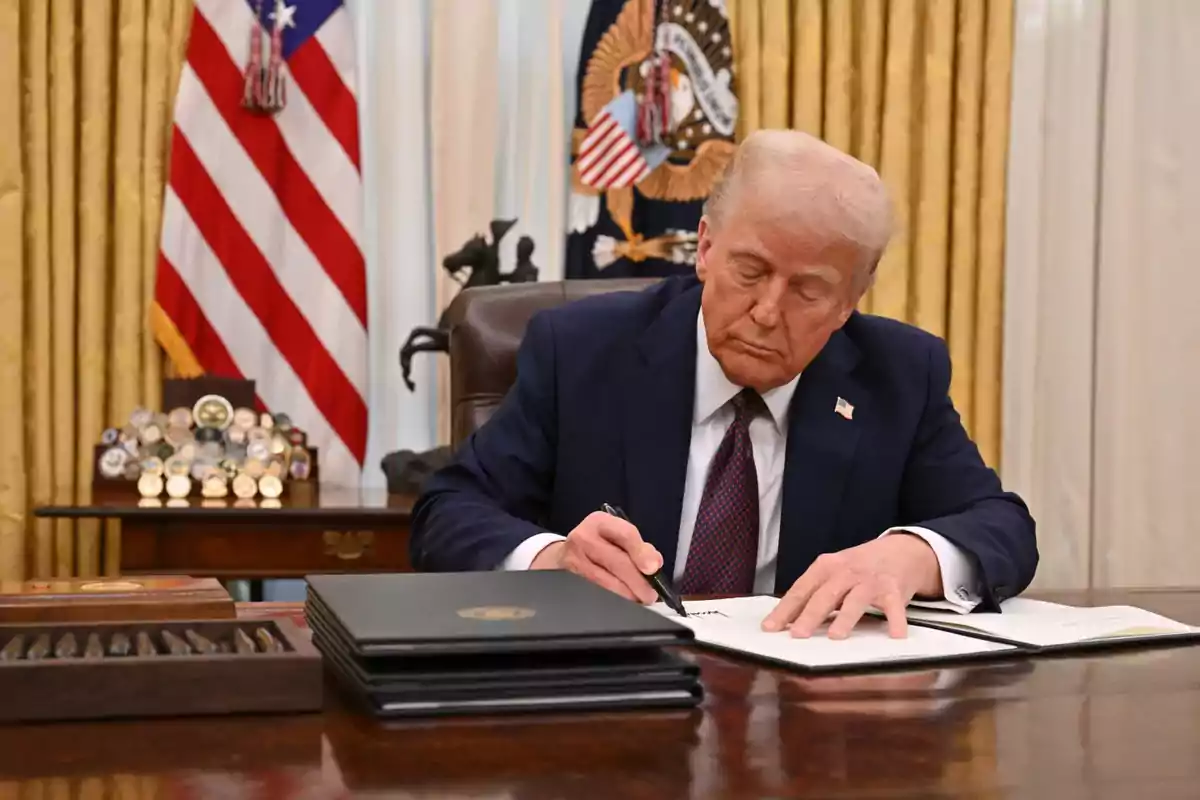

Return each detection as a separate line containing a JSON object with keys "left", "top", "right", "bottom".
{"left": 903, "top": 598, "right": 1200, "bottom": 648}
{"left": 649, "top": 596, "right": 1015, "bottom": 671}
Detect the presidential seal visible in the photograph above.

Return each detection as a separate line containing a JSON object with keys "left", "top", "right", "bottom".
{"left": 456, "top": 606, "right": 537, "bottom": 621}
{"left": 568, "top": 0, "right": 738, "bottom": 277}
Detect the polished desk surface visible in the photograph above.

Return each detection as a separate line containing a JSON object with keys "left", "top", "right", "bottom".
{"left": 0, "top": 589, "right": 1198, "bottom": 799}
{"left": 32, "top": 487, "right": 414, "bottom": 520}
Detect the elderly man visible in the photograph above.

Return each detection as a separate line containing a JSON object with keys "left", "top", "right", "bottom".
{"left": 410, "top": 130, "right": 1037, "bottom": 638}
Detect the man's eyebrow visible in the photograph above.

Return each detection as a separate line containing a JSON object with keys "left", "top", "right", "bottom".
{"left": 790, "top": 268, "right": 840, "bottom": 286}
{"left": 728, "top": 248, "right": 771, "bottom": 266}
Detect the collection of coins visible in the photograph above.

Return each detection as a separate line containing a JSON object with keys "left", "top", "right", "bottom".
{"left": 0, "top": 626, "right": 285, "bottom": 660}
{"left": 97, "top": 394, "right": 312, "bottom": 500}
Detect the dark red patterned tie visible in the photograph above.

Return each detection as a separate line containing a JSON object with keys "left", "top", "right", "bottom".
{"left": 679, "top": 389, "right": 763, "bottom": 594}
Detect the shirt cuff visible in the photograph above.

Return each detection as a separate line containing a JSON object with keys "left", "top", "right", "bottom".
{"left": 498, "top": 532, "right": 567, "bottom": 571}
{"left": 879, "top": 526, "right": 981, "bottom": 614}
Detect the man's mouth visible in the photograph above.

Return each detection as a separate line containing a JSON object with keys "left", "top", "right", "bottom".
{"left": 730, "top": 338, "right": 777, "bottom": 358}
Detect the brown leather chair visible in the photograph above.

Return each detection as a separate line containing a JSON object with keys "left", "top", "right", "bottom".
{"left": 444, "top": 279, "right": 661, "bottom": 447}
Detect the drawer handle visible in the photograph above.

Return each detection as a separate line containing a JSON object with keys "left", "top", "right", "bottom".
{"left": 322, "top": 530, "right": 375, "bottom": 560}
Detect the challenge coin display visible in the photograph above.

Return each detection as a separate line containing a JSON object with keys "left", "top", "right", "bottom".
{"left": 258, "top": 474, "right": 283, "bottom": 500}
{"left": 192, "top": 395, "right": 234, "bottom": 430}
{"left": 137, "top": 473, "right": 163, "bottom": 498}
{"left": 166, "top": 475, "right": 191, "bottom": 499}
{"left": 98, "top": 448, "right": 128, "bottom": 478}
{"left": 289, "top": 448, "right": 311, "bottom": 480}
{"left": 93, "top": 395, "right": 314, "bottom": 500}
{"left": 167, "top": 407, "right": 193, "bottom": 429}
{"left": 233, "top": 407, "right": 257, "bottom": 430}
{"left": 201, "top": 474, "right": 228, "bottom": 499}
{"left": 232, "top": 473, "right": 258, "bottom": 500}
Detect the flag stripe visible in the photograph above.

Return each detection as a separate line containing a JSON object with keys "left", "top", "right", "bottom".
{"left": 168, "top": 132, "right": 367, "bottom": 462}
{"left": 155, "top": 255, "right": 246, "bottom": 384}
{"left": 186, "top": 11, "right": 367, "bottom": 326}
{"left": 577, "top": 113, "right": 617, "bottom": 157}
{"left": 614, "top": 156, "right": 651, "bottom": 189}
{"left": 583, "top": 137, "right": 637, "bottom": 185}
{"left": 580, "top": 129, "right": 633, "bottom": 183}
{"left": 198, "top": 0, "right": 362, "bottom": 189}
{"left": 313, "top": 4, "right": 357, "bottom": 97}
{"left": 172, "top": 64, "right": 367, "bottom": 395}
{"left": 577, "top": 116, "right": 620, "bottom": 173}
{"left": 160, "top": 187, "right": 359, "bottom": 478}
{"left": 577, "top": 120, "right": 621, "bottom": 173}
{"left": 596, "top": 144, "right": 641, "bottom": 187}
{"left": 287, "top": 36, "right": 361, "bottom": 170}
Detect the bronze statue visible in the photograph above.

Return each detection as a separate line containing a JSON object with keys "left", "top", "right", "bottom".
{"left": 398, "top": 218, "right": 538, "bottom": 391}
{"left": 384, "top": 220, "right": 539, "bottom": 494}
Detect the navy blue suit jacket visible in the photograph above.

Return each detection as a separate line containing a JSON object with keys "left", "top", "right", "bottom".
{"left": 410, "top": 276, "right": 1037, "bottom": 609}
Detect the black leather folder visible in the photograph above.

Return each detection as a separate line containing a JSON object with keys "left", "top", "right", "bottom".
{"left": 303, "top": 571, "right": 702, "bottom": 718}
{"left": 315, "top": 631, "right": 702, "bottom": 718}
{"left": 305, "top": 600, "right": 698, "bottom": 687}
{"left": 304, "top": 571, "right": 693, "bottom": 656}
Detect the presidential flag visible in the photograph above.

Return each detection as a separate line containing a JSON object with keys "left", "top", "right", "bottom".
{"left": 153, "top": 0, "right": 366, "bottom": 487}
{"left": 566, "top": 0, "right": 739, "bottom": 279}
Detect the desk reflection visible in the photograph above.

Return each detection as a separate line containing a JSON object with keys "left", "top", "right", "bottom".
{"left": 0, "top": 713, "right": 326, "bottom": 799}
{"left": 685, "top": 652, "right": 1034, "bottom": 799}
{"left": 324, "top": 702, "right": 702, "bottom": 799}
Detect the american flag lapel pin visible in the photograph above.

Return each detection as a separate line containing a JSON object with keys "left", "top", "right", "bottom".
{"left": 834, "top": 397, "right": 854, "bottom": 420}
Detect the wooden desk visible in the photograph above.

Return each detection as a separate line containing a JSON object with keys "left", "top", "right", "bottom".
{"left": 0, "top": 589, "right": 1197, "bottom": 797}
{"left": 33, "top": 489, "right": 415, "bottom": 580}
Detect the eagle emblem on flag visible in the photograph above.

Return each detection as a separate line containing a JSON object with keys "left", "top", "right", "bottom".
{"left": 567, "top": 0, "right": 739, "bottom": 279}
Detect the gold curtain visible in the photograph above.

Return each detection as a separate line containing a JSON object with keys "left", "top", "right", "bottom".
{"left": 727, "top": 0, "right": 1014, "bottom": 468}
{"left": 0, "top": 0, "right": 193, "bottom": 581}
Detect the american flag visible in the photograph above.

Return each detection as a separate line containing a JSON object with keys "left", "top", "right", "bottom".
{"left": 154, "top": 0, "right": 366, "bottom": 487}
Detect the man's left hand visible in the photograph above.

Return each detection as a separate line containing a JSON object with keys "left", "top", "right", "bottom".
{"left": 761, "top": 534, "right": 942, "bottom": 639}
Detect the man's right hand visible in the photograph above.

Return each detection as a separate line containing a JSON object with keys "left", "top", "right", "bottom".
{"left": 529, "top": 511, "right": 663, "bottom": 604}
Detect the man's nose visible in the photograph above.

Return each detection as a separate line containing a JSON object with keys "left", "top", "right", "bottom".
{"left": 749, "top": 277, "right": 785, "bottom": 328}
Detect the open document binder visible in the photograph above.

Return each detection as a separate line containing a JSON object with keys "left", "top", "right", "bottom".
{"left": 649, "top": 595, "right": 1200, "bottom": 673}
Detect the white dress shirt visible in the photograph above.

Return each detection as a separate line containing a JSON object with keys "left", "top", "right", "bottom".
{"left": 502, "top": 311, "right": 981, "bottom": 613}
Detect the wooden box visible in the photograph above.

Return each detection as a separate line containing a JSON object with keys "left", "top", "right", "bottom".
{"left": 0, "top": 618, "right": 321, "bottom": 723}
{"left": 0, "top": 575, "right": 236, "bottom": 623}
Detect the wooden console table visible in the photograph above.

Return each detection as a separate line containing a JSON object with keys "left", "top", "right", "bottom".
{"left": 33, "top": 488, "right": 415, "bottom": 580}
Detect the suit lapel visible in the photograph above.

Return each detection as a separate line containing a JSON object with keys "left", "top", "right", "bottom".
{"left": 619, "top": 285, "right": 701, "bottom": 579}
{"left": 775, "top": 329, "right": 868, "bottom": 593}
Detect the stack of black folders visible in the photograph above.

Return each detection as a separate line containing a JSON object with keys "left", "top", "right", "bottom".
{"left": 304, "top": 571, "right": 701, "bottom": 719}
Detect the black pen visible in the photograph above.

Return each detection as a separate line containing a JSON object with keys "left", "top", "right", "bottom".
{"left": 601, "top": 503, "right": 688, "bottom": 617}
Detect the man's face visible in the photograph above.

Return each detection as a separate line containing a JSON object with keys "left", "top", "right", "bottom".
{"left": 695, "top": 194, "right": 865, "bottom": 392}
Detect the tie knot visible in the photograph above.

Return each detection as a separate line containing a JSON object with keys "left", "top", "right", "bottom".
{"left": 730, "top": 388, "right": 766, "bottom": 424}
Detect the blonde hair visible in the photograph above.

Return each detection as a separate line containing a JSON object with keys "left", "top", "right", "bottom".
{"left": 704, "top": 130, "right": 893, "bottom": 289}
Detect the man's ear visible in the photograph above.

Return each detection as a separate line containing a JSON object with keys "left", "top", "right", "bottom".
{"left": 695, "top": 216, "right": 713, "bottom": 282}
{"left": 840, "top": 264, "right": 878, "bottom": 323}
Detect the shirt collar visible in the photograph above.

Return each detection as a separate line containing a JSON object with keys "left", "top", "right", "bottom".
{"left": 694, "top": 310, "right": 799, "bottom": 430}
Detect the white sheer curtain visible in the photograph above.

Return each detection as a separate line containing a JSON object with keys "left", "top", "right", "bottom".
{"left": 1004, "top": 0, "right": 1200, "bottom": 590}
{"left": 1090, "top": 0, "right": 1200, "bottom": 588}
{"left": 1002, "top": 0, "right": 1106, "bottom": 590}
{"left": 266, "top": 0, "right": 588, "bottom": 599}
{"left": 350, "top": 0, "right": 437, "bottom": 490}
{"left": 348, "top": 0, "right": 590, "bottom": 479}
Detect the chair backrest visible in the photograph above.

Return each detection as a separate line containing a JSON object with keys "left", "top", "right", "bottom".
{"left": 445, "top": 279, "right": 661, "bottom": 447}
